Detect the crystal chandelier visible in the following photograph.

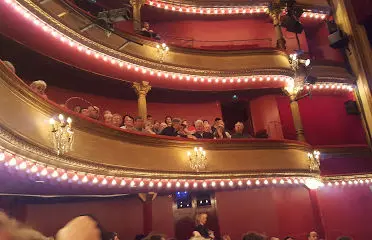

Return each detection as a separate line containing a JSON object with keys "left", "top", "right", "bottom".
{"left": 49, "top": 114, "right": 74, "bottom": 155}
{"left": 308, "top": 150, "right": 321, "bottom": 172}
{"left": 156, "top": 43, "right": 169, "bottom": 63}
{"left": 187, "top": 147, "right": 207, "bottom": 172}
{"left": 285, "top": 53, "right": 311, "bottom": 96}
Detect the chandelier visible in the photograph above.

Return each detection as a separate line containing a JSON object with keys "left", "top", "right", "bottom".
{"left": 285, "top": 53, "right": 311, "bottom": 96}
{"left": 156, "top": 43, "right": 169, "bottom": 63}
{"left": 49, "top": 114, "right": 74, "bottom": 155}
{"left": 187, "top": 147, "right": 207, "bottom": 172}
{"left": 308, "top": 150, "right": 321, "bottom": 172}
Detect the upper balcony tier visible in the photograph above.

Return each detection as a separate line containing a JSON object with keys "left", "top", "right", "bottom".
{"left": 0, "top": 0, "right": 353, "bottom": 91}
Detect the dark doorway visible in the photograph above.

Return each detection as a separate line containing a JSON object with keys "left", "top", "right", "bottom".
{"left": 221, "top": 100, "right": 253, "bottom": 135}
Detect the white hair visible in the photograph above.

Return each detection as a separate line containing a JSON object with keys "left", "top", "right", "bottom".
{"left": 194, "top": 119, "right": 203, "bottom": 126}
{"left": 3, "top": 61, "right": 15, "bottom": 73}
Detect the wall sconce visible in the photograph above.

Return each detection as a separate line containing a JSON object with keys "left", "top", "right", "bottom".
{"left": 187, "top": 147, "right": 207, "bottom": 172}
{"left": 289, "top": 53, "right": 310, "bottom": 71}
{"left": 49, "top": 114, "right": 74, "bottom": 155}
{"left": 156, "top": 43, "right": 169, "bottom": 63}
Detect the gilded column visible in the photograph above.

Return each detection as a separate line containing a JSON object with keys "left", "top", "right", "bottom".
{"left": 130, "top": 0, "right": 146, "bottom": 32}
{"left": 133, "top": 81, "right": 151, "bottom": 119}
{"left": 330, "top": 0, "right": 372, "bottom": 146}
{"left": 289, "top": 95, "right": 306, "bottom": 142}
{"left": 268, "top": 1, "right": 286, "bottom": 50}
{"left": 138, "top": 192, "right": 157, "bottom": 235}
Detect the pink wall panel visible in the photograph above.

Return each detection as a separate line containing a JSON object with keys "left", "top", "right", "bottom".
{"left": 250, "top": 95, "right": 284, "bottom": 139}
{"left": 318, "top": 186, "right": 372, "bottom": 240}
{"left": 152, "top": 195, "right": 175, "bottom": 238}
{"left": 25, "top": 198, "right": 143, "bottom": 239}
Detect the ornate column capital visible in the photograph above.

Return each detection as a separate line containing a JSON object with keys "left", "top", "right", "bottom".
{"left": 130, "top": 0, "right": 146, "bottom": 8}
{"left": 133, "top": 81, "right": 151, "bottom": 97}
{"left": 138, "top": 192, "right": 157, "bottom": 202}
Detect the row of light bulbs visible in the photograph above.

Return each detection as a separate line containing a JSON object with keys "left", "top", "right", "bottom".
{"left": 1, "top": 149, "right": 370, "bottom": 191}
{"left": 147, "top": 0, "right": 327, "bottom": 20}
{"left": 4, "top": 0, "right": 337, "bottom": 90}
{"left": 304, "top": 84, "right": 354, "bottom": 92}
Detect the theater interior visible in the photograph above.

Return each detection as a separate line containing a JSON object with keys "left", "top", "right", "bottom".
{"left": 0, "top": 0, "right": 372, "bottom": 239}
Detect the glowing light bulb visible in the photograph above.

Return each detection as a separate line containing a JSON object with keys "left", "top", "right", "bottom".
{"left": 72, "top": 174, "right": 79, "bottom": 181}
{"left": 120, "top": 180, "right": 126, "bottom": 186}
{"left": 51, "top": 170, "right": 59, "bottom": 178}
{"left": 92, "top": 177, "right": 98, "bottom": 184}
{"left": 272, "top": 179, "right": 277, "bottom": 184}
{"left": 31, "top": 165, "right": 38, "bottom": 173}
{"left": 82, "top": 176, "right": 88, "bottom": 183}
{"left": 0, "top": 152, "right": 5, "bottom": 161}
{"left": 202, "top": 182, "right": 207, "bottom": 188}
{"left": 61, "top": 173, "right": 68, "bottom": 180}
{"left": 184, "top": 182, "right": 189, "bottom": 188}
{"left": 193, "top": 182, "right": 198, "bottom": 188}
{"left": 157, "top": 182, "right": 163, "bottom": 188}
{"left": 220, "top": 181, "right": 225, "bottom": 187}
{"left": 280, "top": 179, "right": 285, "bottom": 184}
{"left": 58, "top": 114, "right": 64, "bottom": 121}
{"left": 8, "top": 158, "right": 17, "bottom": 166}
{"left": 176, "top": 182, "right": 180, "bottom": 188}
{"left": 238, "top": 180, "right": 243, "bottom": 186}
{"left": 149, "top": 181, "right": 154, "bottom": 187}
{"left": 167, "top": 182, "right": 172, "bottom": 188}
{"left": 255, "top": 180, "right": 260, "bottom": 185}
{"left": 102, "top": 178, "right": 108, "bottom": 185}
{"left": 246, "top": 180, "right": 251, "bottom": 185}
{"left": 40, "top": 168, "right": 48, "bottom": 176}
{"left": 19, "top": 162, "right": 27, "bottom": 170}
{"left": 264, "top": 180, "right": 269, "bottom": 185}
{"left": 229, "top": 181, "right": 234, "bottom": 187}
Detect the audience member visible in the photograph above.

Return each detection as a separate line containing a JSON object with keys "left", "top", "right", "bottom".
{"left": 336, "top": 237, "right": 352, "bottom": 240}
{"left": 56, "top": 215, "right": 101, "bottom": 240}
{"left": 270, "top": 237, "right": 280, "bottom": 240}
{"left": 121, "top": 115, "right": 134, "bottom": 130}
{"left": 193, "top": 213, "right": 215, "bottom": 239}
{"left": 159, "top": 122, "right": 167, "bottom": 133}
{"left": 81, "top": 108, "right": 90, "bottom": 117}
{"left": 103, "top": 232, "right": 120, "bottom": 240}
{"left": 73, "top": 105, "right": 82, "bottom": 113}
{"left": 165, "top": 116, "right": 172, "bottom": 127}
{"left": 140, "top": 22, "right": 160, "bottom": 40}
{"left": 214, "top": 120, "right": 231, "bottom": 139}
{"left": 133, "top": 116, "right": 145, "bottom": 132}
{"left": 211, "top": 118, "right": 222, "bottom": 133}
{"left": 284, "top": 237, "right": 295, "bottom": 240}
{"left": 0, "top": 211, "right": 49, "bottom": 240}
{"left": 112, "top": 113, "right": 123, "bottom": 128}
{"left": 30, "top": 80, "right": 48, "bottom": 99}
{"left": 144, "top": 120, "right": 156, "bottom": 134}
{"left": 147, "top": 114, "right": 153, "bottom": 123}
{"left": 104, "top": 112, "right": 113, "bottom": 125}
{"left": 231, "top": 122, "right": 251, "bottom": 138}
{"left": 3, "top": 61, "right": 16, "bottom": 73}
{"left": 203, "top": 120, "right": 209, "bottom": 125}
{"left": 182, "top": 120, "right": 196, "bottom": 134}
{"left": 193, "top": 120, "right": 213, "bottom": 139}
{"left": 152, "top": 120, "right": 161, "bottom": 134}
{"left": 308, "top": 231, "right": 318, "bottom": 240}
{"left": 161, "top": 118, "right": 184, "bottom": 137}
{"left": 88, "top": 106, "right": 100, "bottom": 120}
{"left": 242, "top": 232, "right": 266, "bottom": 240}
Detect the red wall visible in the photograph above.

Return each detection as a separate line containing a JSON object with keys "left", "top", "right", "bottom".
{"left": 25, "top": 198, "right": 144, "bottom": 239}
{"left": 250, "top": 95, "right": 284, "bottom": 139}
{"left": 46, "top": 85, "right": 222, "bottom": 123}
{"left": 216, "top": 187, "right": 316, "bottom": 240}
{"left": 318, "top": 186, "right": 372, "bottom": 240}
{"left": 304, "top": 22, "right": 344, "bottom": 62}
{"left": 276, "top": 94, "right": 367, "bottom": 145}
{"left": 152, "top": 195, "right": 175, "bottom": 237}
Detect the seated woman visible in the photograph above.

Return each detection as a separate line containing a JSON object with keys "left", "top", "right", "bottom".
{"left": 193, "top": 213, "right": 215, "bottom": 239}
{"left": 140, "top": 22, "right": 161, "bottom": 40}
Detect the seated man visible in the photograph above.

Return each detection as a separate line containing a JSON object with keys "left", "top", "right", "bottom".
{"left": 231, "top": 122, "right": 252, "bottom": 138}
{"left": 88, "top": 106, "right": 100, "bottom": 120}
{"left": 112, "top": 113, "right": 123, "bottom": 128}
{"left": 133, "top": 116, "right": 145, "bottom": 132}
{"left": 140, "top": 22, "right": 160, "bottom": 40}
{"left": 121, "top": 115, "right": 134, "bottom": 130}
{"left": 193, "top": 120, "right": 213, "bottom": 139}
{"left": 160, "top": 118, "right": 185, "bottom": 137}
